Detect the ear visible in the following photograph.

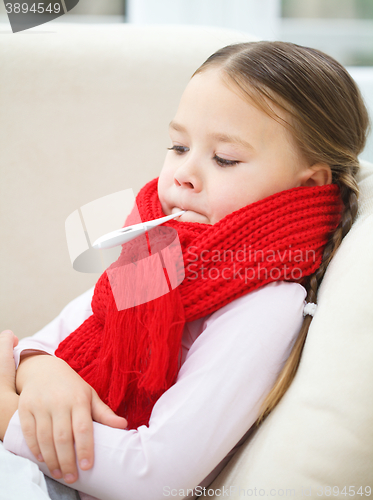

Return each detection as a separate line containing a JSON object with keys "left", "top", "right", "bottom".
{"left": 300, "top": 163, "right": 332, "bottom": 187}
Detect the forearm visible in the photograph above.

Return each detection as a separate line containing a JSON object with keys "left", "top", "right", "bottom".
{"left": 11, "top": 347, "right": 127, "bottom": 486}
{"left": 0, "top": 330, "right": 20, "bottom": 441}
{"left": 16, "top": 352, "right": 55, "bottom": 394}
{"left": 0, "top": 393, "right": 19, "bottom": 441}
{"left": 13, "top": 287, "right": 94, "bottom": 369}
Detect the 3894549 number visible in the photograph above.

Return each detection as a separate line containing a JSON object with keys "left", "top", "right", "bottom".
{"left": 5, "top": 3, "right": 61, "bottom": 14}
{"left": 316, "top": 486, "right": 371, "bottom": 496}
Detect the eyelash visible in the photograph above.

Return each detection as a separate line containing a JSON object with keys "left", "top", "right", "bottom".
{"left": 167, "top": 145, "right": 239, "bottom": 167}
{"left": 167, "top": 145, "right": 188, "bottom": 154}
{"left": 213, "top": 156, "right": 240, "bottom": 167}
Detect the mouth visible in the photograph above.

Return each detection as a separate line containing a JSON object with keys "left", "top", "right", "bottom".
{"left": 171, "top": 206, "right": 209, "bottom": 223}
{"left": 171, "top": 207, "right": 188, "bottom": 220}
{"left": 171, "top": 206, "right": 186, "bottom": 214}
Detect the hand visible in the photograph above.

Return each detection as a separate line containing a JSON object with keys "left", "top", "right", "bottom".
{"left": 0, "top": 330, "right": 20, "bottom": 441}
{"left": 16, "top": 353, "right": 127, "bottom": 484}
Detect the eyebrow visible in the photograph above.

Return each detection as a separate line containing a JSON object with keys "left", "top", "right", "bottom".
{"left": 169, "top": 120, "right": 254, "bottom": 151}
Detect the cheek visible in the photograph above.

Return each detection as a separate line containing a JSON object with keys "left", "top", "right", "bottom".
{"left": 209, "top": 185, "right": 247, "bottom": 223}
{"left": 269, "top": 167, "right": 301, "bottom": 193}
{"left": 159, "top": 155, "right": 176, "bottom": 181}
{"left": 158, "top": 162, "right": 174, "bottom": 201}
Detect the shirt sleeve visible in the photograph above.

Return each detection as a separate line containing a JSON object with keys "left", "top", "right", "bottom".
{"left": 4, "top": 281, "right": 306, "bottom": 500}
{"left": 12, "top": 287, "right": 94, "bottom": 368}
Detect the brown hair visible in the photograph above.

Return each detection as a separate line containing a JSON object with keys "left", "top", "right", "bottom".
{"left": 193, "top": 41, "right": 370, "bottom": 424}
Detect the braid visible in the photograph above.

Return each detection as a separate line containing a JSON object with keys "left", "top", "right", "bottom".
{"left": 306, "top": 170, "right": 359, "bottom": 303}
{"left": 254, "top": 168, "right": 359, "bottom": 425}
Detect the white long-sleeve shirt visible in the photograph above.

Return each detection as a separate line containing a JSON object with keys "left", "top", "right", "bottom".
{"left": 4, "top": 281, "right": 306, "bottom": 500}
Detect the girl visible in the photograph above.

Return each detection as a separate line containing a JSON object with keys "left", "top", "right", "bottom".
{"left": 0, "top": 41, "right": 369, "bottom": 500}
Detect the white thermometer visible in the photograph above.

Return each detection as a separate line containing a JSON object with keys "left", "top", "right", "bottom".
{"left": 92, "top": 210, "right": 186, "bottom": 250}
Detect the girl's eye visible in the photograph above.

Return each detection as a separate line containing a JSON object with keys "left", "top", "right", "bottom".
{"left": 213, "top": 155, "right": 240, "bottom": 167}
{"left": 167, "top": 145, "right": 189, "bottom": 154}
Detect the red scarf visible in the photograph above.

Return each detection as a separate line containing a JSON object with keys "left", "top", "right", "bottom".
{"left": 56, "top": 178, "right": 342, "bottom": 428}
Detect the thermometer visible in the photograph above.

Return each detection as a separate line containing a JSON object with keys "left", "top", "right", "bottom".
{"left": 92, "top": 210, "right": 186, "bottom": 250}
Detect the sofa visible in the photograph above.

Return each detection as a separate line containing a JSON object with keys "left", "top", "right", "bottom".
{"left": 1, "top": 23, "right": 372, "bottom": 499}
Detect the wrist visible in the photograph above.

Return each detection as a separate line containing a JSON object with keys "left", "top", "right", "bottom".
{"left": 0, "top": 392, "right": 19, "bottom": 441}
{"left": 16, "top": 352, "right": 52, "bottom": 393}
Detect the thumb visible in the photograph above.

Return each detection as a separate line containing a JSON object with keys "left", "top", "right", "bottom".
{"left": 91, "top": 391, "right": 128, "bottom": 429}
{"left": 0, "top": 330, "right": 18, "bottom": 348}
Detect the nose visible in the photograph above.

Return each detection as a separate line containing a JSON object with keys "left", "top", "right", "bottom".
{"left": 173, "top": 158, "right": 202, "bottom": 192}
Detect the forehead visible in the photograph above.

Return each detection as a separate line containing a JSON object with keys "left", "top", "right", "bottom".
{"left": 174, "top": 69, "right": 288, "bottom": 136}
{"left": 196, "top": 66, "right": 295, "bottom": 123}
{"left": 177, "top": 68, "right": 287, "bottom": 126}
{"left": 171, "top": 67, "right": 302, "bottom": 160}
{"left": 174, "top": 69, "right": 254, "bottom": 130}
{"left": 181, "top": 68, "right": 237, "bottom": 103}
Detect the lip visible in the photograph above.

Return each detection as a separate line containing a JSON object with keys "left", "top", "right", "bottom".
{"left": 171, "top": 206, "right": 186, "bottom": 214}
{"left": 171, "top": 206, "right": 210, "bottom": 224}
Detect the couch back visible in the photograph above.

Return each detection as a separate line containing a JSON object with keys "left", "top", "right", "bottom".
{"left": 0, "top": 24, "right": 256, "bottom": 337}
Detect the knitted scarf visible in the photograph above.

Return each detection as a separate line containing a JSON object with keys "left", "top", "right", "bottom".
{"left": 56, "top": 178, "right": 342, "bottom": 429}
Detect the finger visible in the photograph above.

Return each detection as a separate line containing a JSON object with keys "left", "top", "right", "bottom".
{"left": 0, "top": 332, "right": 16, "bottom": 376}
{"left": 72, "top": 405, "right": 94, "bottom": 471}
{"left": 0, "top": 329, "right": 13, "bottom": 336}
{"left": 0, "top": 330, "right": 17, "bottom": 347}
{"left": 91, "top": 392, "right": 128, "bottom": 429}
{"left": 52, "top": 412, "right": 79, "bottom": 484}
{"left": 35, "top": 414, "right": 63, "bottom": 480}
{"left": 0, "top": 330, "right": 18, "bottom": 366}
{"left": 0, "top": 330, "right": 14, "bottom": 351}
{"left": 18, "top": 408, "right": 44, "bottom": 463}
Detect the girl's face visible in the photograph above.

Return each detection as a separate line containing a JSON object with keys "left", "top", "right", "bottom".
{"left": 158, "top": 68, "right": 325, "bottom": 225}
